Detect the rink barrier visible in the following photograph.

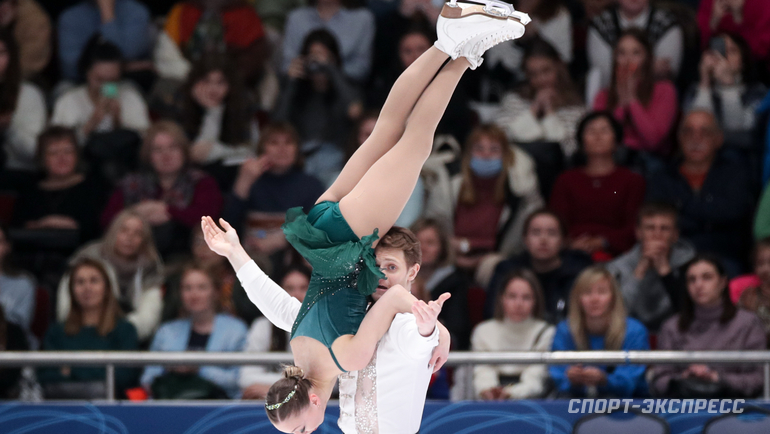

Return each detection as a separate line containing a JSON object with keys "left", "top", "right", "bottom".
{"left": 0, "top": 350, "right": 768, "bottom": 402}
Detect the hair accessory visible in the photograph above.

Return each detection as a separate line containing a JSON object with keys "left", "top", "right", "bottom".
{"left": 265, "top": 385, "right": 298, "bottom": 411}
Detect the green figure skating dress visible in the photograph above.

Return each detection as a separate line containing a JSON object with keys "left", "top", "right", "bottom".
{"left": 282, "top": 201, "right": 384, "bottom": 372}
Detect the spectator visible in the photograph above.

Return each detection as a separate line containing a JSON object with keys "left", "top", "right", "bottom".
{"left": 281, "top": 0, "right": 375, "bottom": 82}
{"left": 0, "top": 0, "right": 51, "bottom": 79}
{"left": 685, "top": 32, "right": 766, "bottom": 150}
{"left": 274, "top": 29, "right": 361, "bottom": 169}
{"left": 550, "top": 266, "right": 650, "bottom": 398}
{"left": 593, "top": 29, "right": 678, "bottom": 156}
{"left": 57, "top": 209, "right": 164, "bottom": 342}
{"left": 162, "top": 230, "right": 251, "bottom": 324}
{"left": 516, "top": 0, "right": 574, "bottom": 64}
{"left": 51, "top": 37, "right": 150, "bottom": 145}
{"left": 651, "top": 255, "right": 766, "bottom": 398}
{"left": 606, "top": 202, "right": 696, "bottom": 332}
{"left": 698, "top": 0, "right": 770, "bottom": 65}
{"left": 39, "top": 258, "right": 139, "bottom": 399}
{"left": 13, "top": 127, "right": 108, "bottom": 243}
{"left": 646, "top": 110, "right": 755, "bottom": 275}
{"left": 472, "top": 269, "right": 555, "bottom": 400}
{"left": 587, "top": 0, "right": 683, "bottom": 94}
{"left": 737, "top": 238, "right": 770, "bottom": 344}
{"left": 0, "top": 304, "right": 28, "bottom": 399}
{"left": 550, "top": 111, "right": 646, "bottom": 257}
{"left": 158, "top": 0, "right": 268, "bottom": 87}
{"left": 179, "top": 55, "right": 257, "bottom": 166}
{"left": 0, "top": 28, "right": 46, "bottom": 172}
{"left": 222, "top": 122, "right": 324, "bottom": 268}
{"left": 486, "top": 209, "right": 593, "bottom": 323}
{"left": 57, "top": 0, "right": 152, "bottom": 82}
{"left": 0, "top": 225, "right": 35, "bottom": 341}
{"left": 412, "top": 218, "right": 471, "bottom": 350}
{"left": 101, "top": 121, "right": 223, "bottom": 256}
{"left": 141, "top": 263, "right": 247, "bottom": 399}
{"left": 494, "top": 39, "right": 585, "bottom": 159}
{"left": 239, "top": 264, "right": 310, "bottom": 399}
{"left": 424, "top": 124, "right": 543, "bottom": 272}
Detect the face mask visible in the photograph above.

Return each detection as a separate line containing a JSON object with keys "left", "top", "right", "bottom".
{"left": 470, "top": 157, "right": 503, "bottom": 177}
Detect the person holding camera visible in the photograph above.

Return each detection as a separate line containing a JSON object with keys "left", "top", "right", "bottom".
{"left": 684, "top": 32, "right": 765, "bottom": 150}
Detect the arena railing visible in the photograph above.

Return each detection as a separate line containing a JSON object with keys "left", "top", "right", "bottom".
{"left": 1, "top": 351, "right": 769, "bottom": 401}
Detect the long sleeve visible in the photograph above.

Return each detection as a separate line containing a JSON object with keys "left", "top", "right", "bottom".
{"left": 549, "top": 322, "right": 577, "bottom": 394}
{"left": 98, "top": 3, "right": 151, "bottom": 62}
{"left": 5, "top": 83, "right": 46, "bottom": 170}
{"left": 651, "top": 319, "right": 681, "bottom": 395}
{"left": 199, "top": 319, "right": 247, "bottom": 399}
{"left": 471, "top": 325, "right": 501, "bottom": 396}
{"left": 600, "top": 322, "right": 649, "bottom": 397}
{"left": 238, "top": 318, "right": 284, "bottom": 389}
{"left": 100, "top": 188, "right": 125, "bottom": 229}
{"left": 654, "top": 26, "right": 684, "bottom": 78}
{"left": 342, "top": 10, "right": 374, "bottom": 81}
{"left": 754, "top": 186, "right": 770, "bottom": 240}
{"left": 113, "top": 322, "right": 140, "bottom": 391}
{"left": 280, "top": 10, "right": 305, "bottom": 74}
{"left": 594, "top": 174, "right": 645, "bottom": 253}
{"left": 549, "top": 174, "right": 573, "bottom": 230}
{"left": 718, "top": 315, "right": 766, "bottom": 394}
{"left": 586, "top": 27, "right": 613, "bottom": 88}
{"left": 505, "top": 326, "right": 556, "bottom": 399}
{"left": 126, "top": 286, "right": 162, "bottom": 342}
{"left": 625, "top": 82, "right": 678, "bottom": 152}
{"left": 167, "top": 176, "right": 223, "bottom": 228}
{"left": 236, "top": 261, "right": 301, "bottom": 332}
{"left": 140, "top": 324, "right": 170, "bottom": 388}
{"left": 117, "top": 86, "right": 150, "bottom": 132}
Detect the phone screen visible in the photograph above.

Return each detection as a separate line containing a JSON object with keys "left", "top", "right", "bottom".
{"left": 101, "top": 83, "right": 119, "bottom": 99}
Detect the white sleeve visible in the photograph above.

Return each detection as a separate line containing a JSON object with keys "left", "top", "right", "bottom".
{"left": 7, "top": 84, "right": 46, "bottom": 167}
{"left": 392, "top": 314, "right": 439, "bottom": 359}
{"left": 471, "top": 324, "right": 500, "bottom": 396}
{"left": 654, "top": 26, "right": 684, "bottom": 77}
{"left": 587, "top": 27, "right": 613, "bottom": 89}
{"left": 538, "top": 9, "right": 573, "bottom": 63}
{"left": 239, "top": 318, "right": 284, "bottom": 389}
{"left": 505, "top": 325, "right": 556, "bottom": 399}
{"left": 127, "top": 286, "right": 163, "bottom": 341}
{"left": 236, "top": 260, "right": 301, "bottom": 333}
{"left": 119, "top": 86, "right": 151, "bottom": 132}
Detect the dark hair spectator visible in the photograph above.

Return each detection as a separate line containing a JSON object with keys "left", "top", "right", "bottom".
{"left": 411, "top": 218, "right": 471, "bottom": 350}
{"left": 13, "top": 126, "right": 108, "bottom": 243}
{"left": 494, "top": 39, "right": 585, "bottom": 159}
{"left": 606, "top": 202, "right": 696, "bottom": 331}
{"left": 550, "top": 111, "right": 646, "bottom": 258}
{"left": 651, "top": 255, "right": 766, "bottom": 398}
{"left": 273, "top": 28, "right": 361, "bottom": 183}
{"left": 472, "top": 269, "right": 555, "bottom": 400}
{"left": 697, "top": 0, "right": 770, "bottom": 66}
{"left": 57, "top": 209, "right": 165, "bottom": 342}
{"left": 0, "top": 224, "right": 35, "bottom": 346}
{"left": 550, "top": 266, "right": 650, "bottom": 398}
{"left": 57, "top": 0, "right": 152, "bottom": 82}
{"left": 51, "top": 37, "right": 150, "bottom": 145}
{"left": 39, "top": 258, "right": 140, "bottom": 399}
{"left": 281, "top": 0, "right": 375, "bottom": 82}
{"left": 0, "top": 0, "right": 52, "bottom": 79}
{"left": 100, "top": 120, "right": 223, "bottom": 257}
{"left": 423, "top": 124, "right": 544, "bottom": 276}
{"left": 684, "top": 32, "right": 766, "bottom": 150}
{"left": 737, "top": 238, "right": 770, "bottom": 345}
{"left": 0, "top": 28, "right": 46, "bottom": 172}
{"left": 485, "top": 208, "right": 593, "bottom": 323}
{"left": 141, "top": 263, "right": 247, "bottom": 399}
{"left": 646, "top": 110, "right": 756, "bottom": 276}
{"left": 592, "top": 29, "right": 679, "bottom": 156}
{"left": 239, "top": 264, "right": 310, "bottom": 399}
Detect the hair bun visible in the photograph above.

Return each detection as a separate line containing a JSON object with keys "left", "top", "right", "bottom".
{"left": 283, "top": 365, "right": 305, "bottom": 381}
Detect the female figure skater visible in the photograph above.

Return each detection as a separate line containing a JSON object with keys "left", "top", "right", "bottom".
{"left": 203, "top": 1, "right": 530, "bottom": 431}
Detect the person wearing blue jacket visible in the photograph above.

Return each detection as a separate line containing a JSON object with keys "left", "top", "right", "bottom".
{"left": 550, "top": 266, "right": 649, "bottom": 398}
{"left": 141, "top": 264, "right": 247, "bottom": 399}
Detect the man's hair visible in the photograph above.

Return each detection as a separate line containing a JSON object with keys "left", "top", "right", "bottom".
{"left": 637, "top": 202, "right": 679, "bottom": 226}
{"left": 376, "top": 226, "right": 421, "bottom": 267}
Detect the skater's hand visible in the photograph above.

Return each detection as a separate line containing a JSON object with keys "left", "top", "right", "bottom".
{"left": 413, "top": 293, "right": 451, "bottom": 337}
{"left": 429, "top": 322, "right": 451, "bottom": 373}
{"left": 201, "top": 216, "right": 241, "bottom": 258}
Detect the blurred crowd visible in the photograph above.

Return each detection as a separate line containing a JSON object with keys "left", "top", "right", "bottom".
{"left": 1, "top": 0, "right": 770, "bottom": 402}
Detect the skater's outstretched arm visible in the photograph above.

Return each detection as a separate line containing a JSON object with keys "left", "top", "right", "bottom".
{"left": 201, "top": 216, "right": 300, "bottom": 332}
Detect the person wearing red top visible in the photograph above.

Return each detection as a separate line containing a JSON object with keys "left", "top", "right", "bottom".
{"left": 593, "top": 29, "right": 678, "bottom": 156}
{"left": 698, "top": 0, "right": 770, "bottom": 64}
{"left": 550, "top": 111, "right": 646, "bottom": 258}
{"left": 101, "top": 120, "right": 223, "bottom": 257}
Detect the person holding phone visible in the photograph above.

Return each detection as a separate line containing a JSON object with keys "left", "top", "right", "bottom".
{"left": 684, "top": 32, "right": 766, "bottom": 150}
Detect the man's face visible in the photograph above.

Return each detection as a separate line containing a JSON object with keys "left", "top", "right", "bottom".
{"left": 636, "top": 214, "right": 678, "bottom": 250}
{"left": 679, "top": 112, "right": 723, "bottom": 166}
{"left": 372, "top": 247, "right": 419, "bottom": 301}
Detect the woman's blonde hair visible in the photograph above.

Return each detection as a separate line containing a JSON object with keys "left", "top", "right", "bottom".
{"left": 65, "top": 258, "right": 123, "bottom": 336}
{"left": 101, "top": 209, "right": 161, "bottom": 265}
{"left": 459, "top": 124, "right": 514, "bottom": 206}
{"left": 140, "top": 120, "right": 191, "bottom": 167}
{"left": 567, "top": 266, "right": 627, "bottom": 351}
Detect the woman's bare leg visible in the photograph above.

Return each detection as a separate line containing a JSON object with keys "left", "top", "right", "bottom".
{"left": 339, "top": 58, "right": 471, "bottom": 239}
{"left": 317, "top": 47, "right": 449, "bottom": 204}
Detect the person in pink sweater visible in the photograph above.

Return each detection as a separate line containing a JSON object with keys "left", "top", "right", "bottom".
{"left": 698, "top": 0, "right": 770, "bottom": 64}
{"left": 593, "top": 28, "right": 678, "bottom": 156}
